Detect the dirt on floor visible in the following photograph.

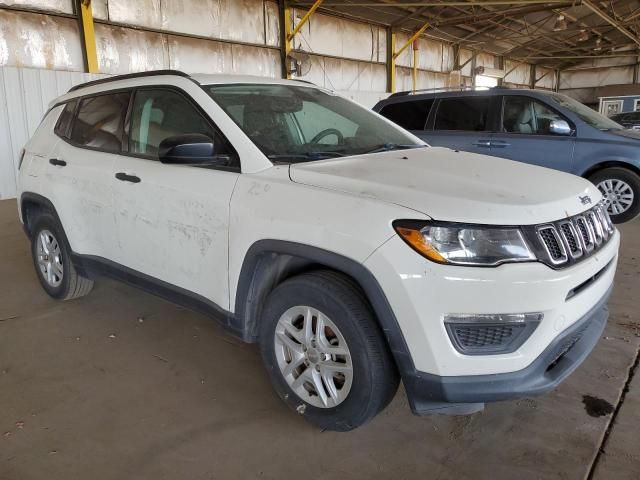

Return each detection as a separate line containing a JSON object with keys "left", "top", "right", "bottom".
{"left": 0, "top": 199, "right": 639, "bottom": 480}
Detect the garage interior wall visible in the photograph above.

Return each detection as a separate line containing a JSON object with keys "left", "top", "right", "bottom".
{"left": 0, "top": 0, "right": 636, "bottom": 199}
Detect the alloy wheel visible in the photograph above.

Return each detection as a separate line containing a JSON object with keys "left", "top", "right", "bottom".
{"left": 274, "top": 306, "right": 353, "bottom": 408}
{"left": 36, "top": 229, "right": 64, "bottom": 287}
{"left": 597, "top": 179, "right": 634, "bottom": 215}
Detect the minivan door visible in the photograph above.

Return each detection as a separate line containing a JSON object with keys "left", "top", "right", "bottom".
{"left": 489, "top": 95, "right": 575, "bottom": 172}
{"left": 111, "top": 88, "right": 239, "bottom": 307}
{"left": 422, "top": 96, "right": 496, "bottom": 154}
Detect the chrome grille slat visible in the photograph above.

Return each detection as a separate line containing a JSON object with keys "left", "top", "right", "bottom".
{"left": 558, "top": 221, "right": 583, "bottom": 259}
{"left": 533, "top": 202, "right": 613, "bottom": 268}
{"left": 537, "top": 225, "right": 568, "bottom": 264}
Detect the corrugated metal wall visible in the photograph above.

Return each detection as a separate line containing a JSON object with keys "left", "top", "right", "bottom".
{"left": 0, "top": 66, "right": 109, "bottom": 199}
{"left": 0, "top": 1, "right": 637, "bottom": 199}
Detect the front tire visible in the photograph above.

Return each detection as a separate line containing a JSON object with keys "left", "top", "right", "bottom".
{"left": 590, "top": 167, "right": 640, "bottom": 223}
{"left": 30, "top": 213, "right": 94, "bottom": 300}
{"left": 259, "top": 270, "right": 399, "bottom": 431}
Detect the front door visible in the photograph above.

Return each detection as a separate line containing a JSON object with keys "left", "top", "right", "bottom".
{"left": 488, "top": 95, "right": 575, "bottom": 172}
{"left": 111, "top": 88, "right": 240, "bottom": 307}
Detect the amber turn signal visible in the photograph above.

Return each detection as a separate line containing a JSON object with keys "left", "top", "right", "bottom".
{"left": 394, "top": 226, "right": 446, "bottom": 263}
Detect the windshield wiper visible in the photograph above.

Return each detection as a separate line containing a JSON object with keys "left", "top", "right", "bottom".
{"left": 363, "top": 143, "right": 425, "bottom": 154}
{"left": 268, "top": 151, "right": 347, "bottom": 163}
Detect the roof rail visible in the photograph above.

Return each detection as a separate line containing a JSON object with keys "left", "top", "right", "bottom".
{"left": 68, "top": 69, "right": 194, "bottom": 93}
{"left": 388, "top": 85, "right": 508, "bottom": 98}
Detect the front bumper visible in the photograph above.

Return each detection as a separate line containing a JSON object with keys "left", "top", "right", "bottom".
{"left": 403, "top": 285, "right": 610, "bottom": 414}
{"left": 364, "top": 228, "right": 619, "bottom": 415}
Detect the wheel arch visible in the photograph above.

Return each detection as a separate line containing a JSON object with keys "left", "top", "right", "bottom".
{"left": 234, "top": 240, "right": 415, "bottom": 376}
{"left": 19, "top": 192, "right": 63, "bottom": 237}
{"left": 580, "top": 160, "right": 640, "bottom": 179}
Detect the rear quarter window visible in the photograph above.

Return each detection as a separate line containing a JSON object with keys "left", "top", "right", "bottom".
{"left": 378, "top": 99, "right": 433, "bottom": 130}
{"left": 53, "top": 100, "right": 78, "bottom": 139}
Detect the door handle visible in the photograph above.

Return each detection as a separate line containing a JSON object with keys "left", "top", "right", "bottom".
{"left": 115, "top": 172, "right": 141, "bottom": 183}
{"left": 472, "top": 140, "right": 492, "bottom": 148}
{"left": 490, "top": 141, "right": 511, "bottom": 148}
{"left": 49, "top": 158, "right": 66, "bottom": 167}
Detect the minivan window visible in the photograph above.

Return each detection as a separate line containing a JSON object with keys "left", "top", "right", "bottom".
{"left": 434, "top": 97, "right": 490, "bottom": 131}
{"left": 129, "top": 89, "right": 226, "bottom": 158}
{"left": 502, "top": 96, "right": 568, "bottom": 135}
{"left": 54, "top": 100, "right": 77, "bottom": 138}
{"left": 70, "top": 93, "right": 130, "bottom": 152}
{"left": 379, "top": 99, "right": 433, "bottom": 130}
{"left": 206, "top": 84, "right": 421, "bottom": 162}
{"left": 547, "top": 92, "right": 622, "bottom": 131}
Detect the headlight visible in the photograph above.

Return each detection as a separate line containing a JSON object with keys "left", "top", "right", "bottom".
{"left": 393, "top": 220, "right": 536, "bottom": 266}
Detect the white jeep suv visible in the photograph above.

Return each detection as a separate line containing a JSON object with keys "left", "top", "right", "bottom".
{"left": 18, "top": 70, "right": 619, "bottom": 431}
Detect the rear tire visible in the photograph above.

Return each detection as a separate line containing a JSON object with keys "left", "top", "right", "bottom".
{"left": 259, "top": 270, "right": 399, "bottom": 431}
{"left": 30, "top": 213, "right": 94, "bottom": 300}
{"left": 589, "top": 167, "right": 640, "bottom": 223}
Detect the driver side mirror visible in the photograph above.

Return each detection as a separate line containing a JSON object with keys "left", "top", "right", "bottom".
{"left": 549, "top": 119, "right": 572, "bottom": 136}
{"left": 159, "top": 134, "right": 230, "bottom": 166}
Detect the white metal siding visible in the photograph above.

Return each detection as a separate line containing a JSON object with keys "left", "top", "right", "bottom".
{"left": 0, "top": 66, "right": 109, "bottom": 199}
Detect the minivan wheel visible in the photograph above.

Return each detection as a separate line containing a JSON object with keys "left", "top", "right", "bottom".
{"left": 259, "top": 270, "right": 399, "bottom": 431}
{"left": 590, "top": 167, "right": 640, "bottom": 223}
{"left": 30, "top": 214, "right": 94, "bottom": 300}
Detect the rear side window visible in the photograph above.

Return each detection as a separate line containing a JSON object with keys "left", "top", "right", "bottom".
{"left": 378, "top": 99, "right": 433, "bottom": 130}
{"left": 434, "top": 97, "right": 490, "bottom": 131}
{"left": 70, "top": 92, "right": 130, "bottom": 152}
{"left": 54, "top": 100, "right": 77, "bottom": 138}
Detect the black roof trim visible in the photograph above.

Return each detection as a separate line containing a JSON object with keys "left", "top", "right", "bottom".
{"left": 389, "top": 85, "right": 512, "bottom": 98}
{"left": 68, "top": 69, "right": 194, "bottom": 93}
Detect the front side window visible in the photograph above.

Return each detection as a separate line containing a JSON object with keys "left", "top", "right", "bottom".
{"left": 129, "top": 89, "right": 232, "bottom": 160}
{"left": 70, "top": 93, "right": 130, "bottom": 152}
{"left": 434, "top": 97, "right": 490, "bottom": 132}
{"left": 502, "top": 96, "right": 568, "bottom": 135}
{"left": 206, "top": 84, "right": 422, "bottom": 162}
{"left": 546, "top": 92, "right": 621, "bottom": 131}
{"left": 379, "top": 99, "right": 433, "bottom": 130}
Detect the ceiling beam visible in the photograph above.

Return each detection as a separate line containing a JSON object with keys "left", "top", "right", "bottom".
{"left": 582, "top": 0, "right": 640, "bottom": 47}
{"left": 291, "top": 1, "right": 572, "bottom": 6}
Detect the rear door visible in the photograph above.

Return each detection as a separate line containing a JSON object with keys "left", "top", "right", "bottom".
{"left": 489, "top": 95, "right": 575, "bottom": 172}
{"left": 424, "top": 95, "right": 496, "bottom": 154}
{"left": 46, "top": 92, "right": 130, "bottom": 258}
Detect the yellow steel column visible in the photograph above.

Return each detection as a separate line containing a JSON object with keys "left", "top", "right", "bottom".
{"left": 388, "top": 31, "right": 396, "bottom": 93}
{"left": 283, "top": 6, "right": 293, "bottom": 79}
{"left": 412, "top": 40, "right": 419, "bottom": 93}
{"left": 284, "top": 0, "right": 323, "bottom": 79}
{"left": 78, "top": 0, "right": 99, "bottom": 73}
{"left": 389, "top": 22, "right": 429, "bottom": 94}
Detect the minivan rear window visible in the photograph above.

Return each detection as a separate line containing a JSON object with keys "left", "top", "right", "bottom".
{"left": 434, "top": 97, "right": 490, "bottom": 131}
{"left": 70, "top": 92, "right": 130, "bottom": 152}
{"left": 378, "top": 99, "right": 433, "bottom": 130}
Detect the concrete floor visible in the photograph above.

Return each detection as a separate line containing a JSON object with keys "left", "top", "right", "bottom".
{"left": 0, "top": 198, "right": 638, "bottom": 480}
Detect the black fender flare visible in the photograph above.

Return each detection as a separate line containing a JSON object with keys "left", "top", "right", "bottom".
{"left": 19, "top": 192, "right": 64, "bottom": 237}
{"left": 234, "top": 239, "right": 416, "bottom": 377}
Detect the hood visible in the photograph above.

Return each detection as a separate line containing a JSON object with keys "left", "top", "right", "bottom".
{"left": 608, "top": 128, "right": 640, "bottom": 141}
{"left": 289, "top": 147, "right": 601, "bottom": 225}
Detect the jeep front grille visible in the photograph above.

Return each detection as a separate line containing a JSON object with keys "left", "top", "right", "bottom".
{"left": 526, "top": 202, "right": 614, "bottom": 269}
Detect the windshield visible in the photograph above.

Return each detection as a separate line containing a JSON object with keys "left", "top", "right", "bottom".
{"left": 206, "top": 84, "right": 423, "bottom": 162}
{"left": 546, "top": 92, "right": 622, "bottom": 131}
